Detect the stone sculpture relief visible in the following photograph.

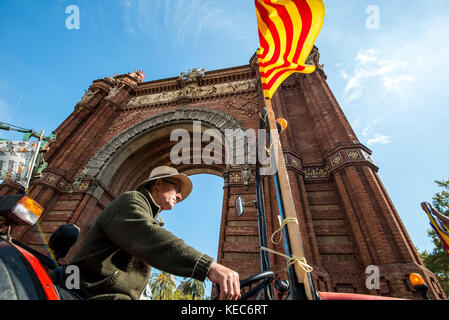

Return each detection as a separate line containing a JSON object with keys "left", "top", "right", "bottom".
{"left": 127, "top": 79, "right": 258, "bottom": 107}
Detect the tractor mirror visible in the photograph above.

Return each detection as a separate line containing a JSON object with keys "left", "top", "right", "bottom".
{"left": 235, "top": 196, "right": 244, "bottom": 217}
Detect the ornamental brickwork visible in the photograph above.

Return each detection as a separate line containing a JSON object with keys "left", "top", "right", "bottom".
{"left": 1, "top": 47, "right": 445, "bottom": 299}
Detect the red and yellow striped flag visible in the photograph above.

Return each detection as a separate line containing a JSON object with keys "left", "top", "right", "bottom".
{"left": 421, "top": 202, "right": 449, "bottom": 255}
{"left": 255, "top": 0, "right": 325, "bottom": 99}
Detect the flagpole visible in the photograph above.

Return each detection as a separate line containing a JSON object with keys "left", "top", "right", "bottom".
{"left": 254, "top": 0, "right": 325, "bottom": 300}
{"left": 263, "top": 97, "right": 315, "bottom": 300}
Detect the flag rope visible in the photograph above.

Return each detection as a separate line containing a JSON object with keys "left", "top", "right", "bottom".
{"left": 261, "top": 246, "right": 313, "bottom": 273}
{"left": 271, "top": 216, "right": 299, "bottom": 245}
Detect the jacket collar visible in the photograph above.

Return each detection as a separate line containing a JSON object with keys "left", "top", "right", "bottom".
{"left": 137, "top": 186, "right": 161, "bottom": 218}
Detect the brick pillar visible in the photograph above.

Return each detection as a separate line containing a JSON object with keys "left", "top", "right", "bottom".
{"left": 217, "top": 168, "right": 260, "bottom": 280}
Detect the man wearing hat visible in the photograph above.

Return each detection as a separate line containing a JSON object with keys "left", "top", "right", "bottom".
{"left": 71, "top": 166, "right": 240, "bottom": 300}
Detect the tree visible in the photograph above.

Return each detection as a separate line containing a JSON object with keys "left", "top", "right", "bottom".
{"left": 172, "top": 289, "right": 193, "bottom": 300}
{"left": 149, "top": 271, "right": 176, "bottom": 300}
{"left": 147, "top": 271, "right": 206, "bottom": 300}
{"left": 419, "top": 179, "right": 449, "bottom": 297}
{"left": 181, "top": 278, "right": 206, "bottom": 300}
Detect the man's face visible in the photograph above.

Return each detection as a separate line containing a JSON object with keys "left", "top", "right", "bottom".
{"left": 153, "top": 178, "right": 182, "bottom": 210}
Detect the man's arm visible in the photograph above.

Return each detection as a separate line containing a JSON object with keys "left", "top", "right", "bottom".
{"left": 101, "top": 191, "right": 241, "bottom": 299}
{"left": 100, "top": 192, "right": 213, "bottom": 281}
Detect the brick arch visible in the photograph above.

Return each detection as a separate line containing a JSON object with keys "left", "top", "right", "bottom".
{"left": 80, "top": 105, "right": 247, "bottom": 191}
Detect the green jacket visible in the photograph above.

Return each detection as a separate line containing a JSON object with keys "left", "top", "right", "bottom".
{"left": 71, "top": 186, "right": 214, "bottom": 300}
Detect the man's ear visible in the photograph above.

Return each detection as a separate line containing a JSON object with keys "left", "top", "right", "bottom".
{"left": 153, "top": 179, "right": 163, "bottom": 190}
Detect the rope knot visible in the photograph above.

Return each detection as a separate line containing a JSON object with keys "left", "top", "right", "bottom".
{"left": 271, "top": 216, "right": 298, "bottom": 245}
{"left": 261, "top": 246, "right": 313, "bottom": 273}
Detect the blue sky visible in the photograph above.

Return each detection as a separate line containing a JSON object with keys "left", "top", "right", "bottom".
{"left": 2, "top": 0, "right": 449, "bottom": 292}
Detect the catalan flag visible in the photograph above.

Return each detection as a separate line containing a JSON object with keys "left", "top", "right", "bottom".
{"left": 255, "top": 0, "right": 325, "bottom": 99}
{"left": 421, "top": 202, "right": 449, "bottom": 255}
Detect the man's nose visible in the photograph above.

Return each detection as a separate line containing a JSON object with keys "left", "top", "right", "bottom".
{"left": 176, "top": 192, "right": 182, "bottom": 201}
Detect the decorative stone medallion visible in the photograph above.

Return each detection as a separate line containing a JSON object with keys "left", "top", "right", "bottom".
{"left": 330, "top": 153, "right": 343, "bottom": 166}
{"left": 346, "top": 150, "right": 361, "bottom": 160}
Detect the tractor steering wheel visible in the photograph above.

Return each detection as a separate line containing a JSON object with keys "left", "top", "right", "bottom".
{"left": 212, "top": 271, "right": 275, "bottom": 300}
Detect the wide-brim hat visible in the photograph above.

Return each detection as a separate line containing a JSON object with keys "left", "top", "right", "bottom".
{"left": 137, "top": 166, "right": 193, "bottom": 202}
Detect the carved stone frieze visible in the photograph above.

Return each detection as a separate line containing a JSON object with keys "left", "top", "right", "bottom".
{"left": 228, "top": 170, "right": 255, "bottom": 184}
{"left": 127, "top": 79, "right": 258, "bottom": 108}
{"left": 59, "top": 179, "right": 90, "bottom": 193}
{"left": 40, "top": 171, "right": 90, "bottom": 193}
{"left": 303, "top": 147, "right": 376, "bottom": 180}
{"left": 223, "top": 95, "right": 260, "bottom": 117}
{"left": 304, "top": 166, "right": 329, "bottom": 179}
{"left": 322, "top": 147, "right": 378, "bottom": 176}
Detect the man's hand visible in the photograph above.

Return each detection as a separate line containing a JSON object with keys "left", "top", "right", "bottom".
{"left": 207, "top": 262, "right": 241, "bottom": 300}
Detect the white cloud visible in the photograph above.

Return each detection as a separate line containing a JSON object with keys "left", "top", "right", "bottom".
{"left": 362, "top": 126, "right": 370, "bottom": 137}
{"left": 344, "top": 91, "right": 362, "bottom": 104}
{"left": 354, "top": 122, "right": 391, "bottom": 146}
{"left": 339, "top": 49, "right": 414, "bottom": 103}
{"left": 383, "top": 74, "right": 414, "bottom": 91}
{"left": 121, "top": 0, "right": 252, "bottom": 46}
{"left": 367, "top": 133, "right": 392, "bottom": 146}
{"left": 351, "top": 119, "right": 360, "bottom": 129}
{"left": 336, "top": 13, "right": 449, "bottom": 109}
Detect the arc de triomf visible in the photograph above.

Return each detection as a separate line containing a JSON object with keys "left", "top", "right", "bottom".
{"left": 2, "top": 47, "right": 445, "bottom": 299}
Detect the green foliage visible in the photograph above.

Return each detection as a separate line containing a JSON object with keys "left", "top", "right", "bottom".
{"left": 181, "top": 278, "right": 206, "bottom": 300}
{"left": 147, "top": 272, "right": 207, "bottom": 300}
{"left": 173, "top": 289, "right": 194, "bottom": 300}
{"left": 419, "top": 179, "right": 449, "bottom": 297}
{"left": 149, "top": 272, "right": 176, "bottom": 300}
{"left": 433, "top": 179, "right": 449, "bottom": 215}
